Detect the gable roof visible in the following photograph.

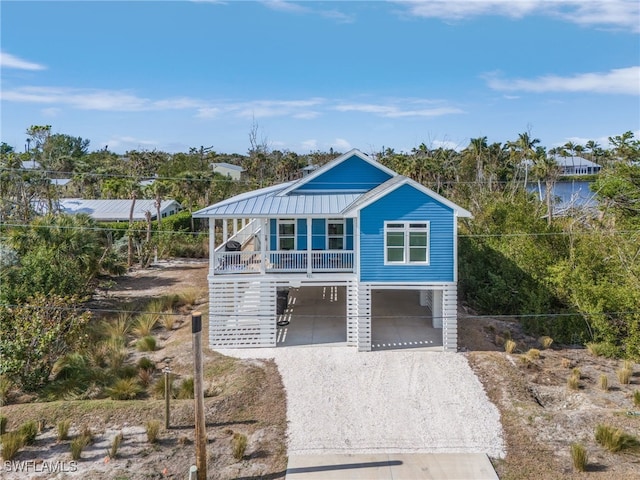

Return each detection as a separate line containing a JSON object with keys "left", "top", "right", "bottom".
{"left": 342, "top": 175, "right": 472, "bottom": 218}
{"left": 278, "top": 149, "right": 396, "bottom": 196}
{"left": 211, "top": 162, "right": 244, "bottom": 172}
{"left": 193, "top": 148, "right": 471, "bottom": 219}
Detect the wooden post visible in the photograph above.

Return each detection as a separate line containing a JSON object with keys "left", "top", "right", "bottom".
{"left": 163, "top": 365, "right": 171, "bottom": 429}
{"left": 192, "top": 312, "right": 207, "bottom": 480}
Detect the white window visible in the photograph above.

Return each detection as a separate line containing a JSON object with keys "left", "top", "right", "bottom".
{"left": 327, "top": 219, "right": 345, "bottom": 250}
{"left": 384, "top": 222, "right": 429, "bottom": 264}
{"left": 278, "top": 219, "right": 296, "bottom": 250}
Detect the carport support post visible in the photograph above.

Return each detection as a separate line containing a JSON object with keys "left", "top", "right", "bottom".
{"left": 192, "top": 312, "right": 207, "bottom": 480}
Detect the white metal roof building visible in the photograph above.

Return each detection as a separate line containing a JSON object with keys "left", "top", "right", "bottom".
{"left": 211, "top": 162, "right": 244, "bottom": 180}
{"left": 552, "top": 155, "right": 602, "bottom": 175}
{"left": 56, "top": 198, "right": 182, "bottom": 222}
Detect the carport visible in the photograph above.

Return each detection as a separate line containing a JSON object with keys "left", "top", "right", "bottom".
{"left": 276, "top": 286, "right": 442, "bottom": 350}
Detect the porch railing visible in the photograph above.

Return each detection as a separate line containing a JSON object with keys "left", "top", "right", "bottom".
{"left": 213, "top": 249, "right": 355, "bottom": 274}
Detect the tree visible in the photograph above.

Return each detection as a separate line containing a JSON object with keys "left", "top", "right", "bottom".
{"left": 531, "top": 147, "right": 561, "bottom": 225}
{"left": 0, "top": 294, "right": 91, "bottom": 390}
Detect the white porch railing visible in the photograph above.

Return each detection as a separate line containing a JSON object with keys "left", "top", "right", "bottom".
{"left": 213, "top": 249, "right": 355, "bottom": 274}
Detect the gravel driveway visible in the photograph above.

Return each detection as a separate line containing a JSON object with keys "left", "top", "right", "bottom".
{"left": 217, "top": 346, "right": 505, "bottom": 458}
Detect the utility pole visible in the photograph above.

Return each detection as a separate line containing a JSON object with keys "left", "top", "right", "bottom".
{"left": 192, "top": 312, "right": 206, "bottom": 480}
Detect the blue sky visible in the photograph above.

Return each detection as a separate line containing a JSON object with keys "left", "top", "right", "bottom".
{"left": 1, "top": 1, "right": 639, "bottom": 155}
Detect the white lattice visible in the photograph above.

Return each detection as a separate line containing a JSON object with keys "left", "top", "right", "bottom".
{"left": 209, "top": 279, "right": 276, "bottom": 348}
{"left": 442, "top": 285, "right": 458, "bottom": 352}
{"left": 357, "top": 284, "right": 372, "bottom": 352}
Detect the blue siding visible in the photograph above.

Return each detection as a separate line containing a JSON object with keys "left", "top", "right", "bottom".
{"left": 346, "top": 218, "right": 354, "bottom": 250}
{"left": 359, "top": 184, "right": 455, "bottom": 282}
{"left": 295, "top": 155, "right": 392, "bottom": 192}
{"left": 312, "top": 219, "right": 325, "bottom": 250}
{"left": 297, "top": 219, "right": 307, "bottom": 250}
{"left": 270, "top": 219, "right": 277, "bottom": 250}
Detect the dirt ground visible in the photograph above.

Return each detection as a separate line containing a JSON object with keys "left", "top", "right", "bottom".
{"left": 2, "top": 260, "right": 639, "bottom": 479}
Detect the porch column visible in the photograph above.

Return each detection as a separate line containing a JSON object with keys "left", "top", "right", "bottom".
{"left": 222, "top": 220, "right": 228, "bottom": 245}
{"left": 260, "top": 218, "right": 266, "bottom": 274}
{"left": 431, "top": 290, "right": 443, "bottom": 328}
{"left": 419, "top": 290, "right": 429, "bottom": 307}
{"left": 242, "top": 218, "right": 247, "bottom": 228}
{"left": 208, "top": 217, "right": 216, "bottom": 276}
{"left": 306, "top": 217, "right": 312, "bottom": 276}
{"left": 442, "top": 285, "right": 458, "bottom": 352}
{"left": 233, "top": 218, "right": 238, "bottom": 236}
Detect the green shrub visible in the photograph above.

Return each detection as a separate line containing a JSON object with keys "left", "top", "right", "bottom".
{"left": 0, "top": 375, "right": 12, "bottom": 405}
{"left": 570, "top": 443, "right": 588, "bottom": 472}
{"left": 106, "top": 378, "right": 142, "bottom": 400}
{"left": 146, "top": 420, "right": 161, "bottom": 444}
{"left": 18, "top": 420, "right": 38, "bottom": 446}
{"left": 136, "top": 336, "right": 157, "bottom": 352}
{"left": 232, "top": 432, "right": 248, "bottom": 460}
{"left": 1, "top": 431, "right": 25, "bottom": 461}
{"left": 57, "top": 419, "right": 71, "bottom": 441}
{"left": 586, "top": 342, "right": 621, "bottom": 358}
{"left": 137, "top": 357, "right": 155, "bottom": 371}
{"left": 595, "top": 424, "right": 640, "bottom": 452}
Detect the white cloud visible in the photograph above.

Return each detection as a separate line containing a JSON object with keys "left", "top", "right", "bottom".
{"left": 104, "top": 136, "right": 158, "bottom": 151}
{"left": 335, "top": 101, "right": 464, "bottom": 118}
{"left": 261, "top": 0, "right": 354, "bottom": 23}
{"left": 41, "top": 107, "right": 60, "bottom": 117}
{"left": 332, "top": 138, "right": 352, "bottom": 151}
{"left": 395, "top": 0, "right": 640, "bottom": 32}
{"left": 0, "top": 52, "right": 46, "bottom": 70}
{"left": 485, "top": 66, "right": 640, "bottom": 95}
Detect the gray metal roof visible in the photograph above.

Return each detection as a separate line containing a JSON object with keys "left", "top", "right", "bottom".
{"left": 193, "top": 181, "right": 361, "bottom": 218}
{"left": 551, "top": 155, "right": 601, "bottom": 168}
{"left": 58, "top": 198, "right": 181, "bottom": 222}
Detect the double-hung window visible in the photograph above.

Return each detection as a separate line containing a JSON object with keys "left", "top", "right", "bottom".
{"left": 278, "top": 219, "right": 295, "bottom": 250}
{"left": 384, "top": 222, "right": 429, "bottom": 264}
{"left": 327, "top": 219, "right": 345, "bottom": 250}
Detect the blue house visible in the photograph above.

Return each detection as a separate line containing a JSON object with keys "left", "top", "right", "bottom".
{"left": 193, "top": 149, "right": 471, "bottom": 352}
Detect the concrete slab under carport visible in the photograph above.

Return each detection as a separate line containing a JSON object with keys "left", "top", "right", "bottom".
{"left": 286, "top": 453, "right": 498, "bottom": 479}
{"left": 371, "top": 289, "right": 443, "bottom": 351}
{"left": 275, "top": 286, "right": 443, "bottom": 350}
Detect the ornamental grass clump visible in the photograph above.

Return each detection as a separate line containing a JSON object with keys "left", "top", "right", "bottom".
{"left": 599, "top": 374, "right": 609, "bottom": 392}
{"left": 595, "top": 424, "right": 640, "bottom": 453}
{"left": 136, "top": 335, "right": 157, "bottom": 352}
{"left": 538, "top": 336, "right": 554, "bottom": 349}
{"left": 232, "top": 432, "right": 248, "bottom": 460}
{"left": 18, "top": 420, "right": 38, "bottom": 446}
{"left": 106, "top": 378, "right": 142, "bottom": 400}
{"left": 70, "top": 434, "right": 90, "bottom": 460}
{"left": 617, "top": 368, "right": 632, "bottom": 385}
{"left": 570, "top": 443, "right": 588, "bottom": 472}
{"left": 634, "top": 390, "right": 640, "bottom": 407}
{"left": 57, "top": 419, "right": 71, "bottom": 441}
{"left": 526, "top": 348, "right": 541, "bottom": 360}
{"left": 0, "top": 415, "right": 7, "bottom": 435}
{"left": 1, "top": 431, "right": 24, "bottom": 461}
{"left": 107, "top": 432, "right": 123, "bottom": 459}
{"left": 567, "top": 372, "right": 580, "bottom": 391}
{"left": 146, "top": 420, "right": 161, "bottom": 444}
{"left": 504, "top": 339, "right": 517, "bottom": 354}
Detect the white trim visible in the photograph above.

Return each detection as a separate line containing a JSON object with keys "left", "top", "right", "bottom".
{"left": 383, "top": 221, "right": 430, "bottom": 265}
{"left": 326, "top": 218, "right": 346, "bottom": 251}
{"left": 277, "top": 218, "right": 297, "bottom": 251}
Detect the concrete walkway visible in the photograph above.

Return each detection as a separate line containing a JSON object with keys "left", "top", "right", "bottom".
{"left": 286, "top": 453, "right": 498, "bottom": 480}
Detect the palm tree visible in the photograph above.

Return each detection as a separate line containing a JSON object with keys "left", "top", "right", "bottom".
{"left": 463, "top": 137, "right": 488, "bottom": 185}
{"left": 532, "top": 147, "right": 560, "bottom": 225}
{"left": 506, "top": 132, "right": 540, "bottom": 190}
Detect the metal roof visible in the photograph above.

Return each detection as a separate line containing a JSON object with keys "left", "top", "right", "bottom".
{"left": 193, "top": 182, "right": 362, "bottom": 218}
{"left": 58, "top": 198, "right": 181, "bottom": 222}
{"left": 551, "top": 155, "right": 601, "bottom": 168}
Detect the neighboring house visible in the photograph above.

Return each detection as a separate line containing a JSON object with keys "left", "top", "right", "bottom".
{"left": 21, "top": 160, "right": 42, "bottom": 170}
{"left": 552, "top": 155, "right": 602, "bottom": 176}
{"left": 211, "top": 162, "right": 244, "bottom": 180}
{"left": 193, "top": 149, "right": 471, "bottom": 352}
{"left": 55, "top": 198, "right": 181, "bottom": 222}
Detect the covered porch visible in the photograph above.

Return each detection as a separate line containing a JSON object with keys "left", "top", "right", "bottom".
{"left": 207, "top": 217, "right": 356, "bottom": 276}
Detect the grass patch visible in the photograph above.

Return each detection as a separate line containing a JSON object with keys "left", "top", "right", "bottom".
{"left": 504, "top": 339, "right": 517, "bottom": 354}
{"left": 152, "top": 374, "right": 177, "bottom": 399}
{"left": 107, "top": 432, "right": 123, "bottom": 459}
{"left": 232, "top": 432, "right": 248, "bottom": 460}
{"left": 526, "top": 348, "right": 541, "bottom": 360}
{"left": 106, "top": 378, "right": 142, "bottom": 400}
{"left": 0, "top": 375, "right": 13, "bottom": 405}
{"left": 70, "top": 433, "right": 90, "bottom": 460}
{"left": 567, "top": 373, "right": 580, "bottom": 390}
{"left": 633, "top": 390, "right": 640, "bottom": 407}
{"left": 57, "top": 419, "right": 71, "bottom": 441}
{"left": 599, "top": 374, "right": 609, "bottom": 392}
{"left": 146, "top": 420, "right": 161, "bottom": 444}
{"left": 160, "top": 312, "right": 177, "bottom": 331}
{"left": 0, "top": 415, "right": 7, "bottom": 435}
{"left": 136, "top": 335, "right": 157, "bottom": 352}
{"left": 177, "top": 377, "right": 194, "bottom": 399}
{"left": 570, "top": 443, "right": 588, "bottom": 472}
{"left": 18, "top": 420, "right": 38, "bottom": 446}
{"left": 617, "top": 368, "right": 632, "bottom": 385}
{"left": 1, "top": 431, "right": 25, "bottom": 461}
{"left": 538, "top": 336, "right": 553, "bottom": 349}
{"left": 586, "top": 342, "right": 620, "bottom": 358}
{"left": 132, "top": 313, "right": 158, "bottom": 338}
{"left": 595, "top": 424, "right": 640, "bottom": 452}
